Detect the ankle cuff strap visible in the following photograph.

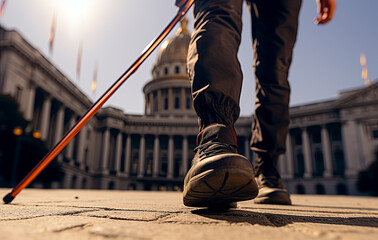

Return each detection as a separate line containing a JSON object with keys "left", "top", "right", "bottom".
{"left": 196, "top": 124, "right": 237, "bottom": 146}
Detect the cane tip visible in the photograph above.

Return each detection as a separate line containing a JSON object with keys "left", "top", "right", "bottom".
{"left": 3, "top": 193, "right": 15, "bottom": 204}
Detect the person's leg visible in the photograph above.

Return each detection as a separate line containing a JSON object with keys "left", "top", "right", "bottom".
{"left": 187, "top": 0, "right": 243, "bottom": 130}
{"left": 183, "top": 0, "right": 258, "bottom": 208}
{"left": 249, "top": 0, "right": 302, "bottom": 204}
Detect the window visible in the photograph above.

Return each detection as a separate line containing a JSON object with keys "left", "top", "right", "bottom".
{"left": 315, "top": 184, "right": 326, "bottom": 194}
{"left": 314, "top": 150, "right": 324, "bottom": 177}
{"left": 145, "top": 152, "right": 153, "bottom": 176}
{"left": 295, "top": 133, "right": 302, "bottom": 145}
{"left": 336, "top": 183, "right": 348, "bottom": 195}
{"left": 296, "top": 184, "right": 305, "bottom": 194}
{"left": 373, "top": 130, "right": 378, "bottom": 139}
{"left": 333, "top": 148, "right": 345, "bottom": 176}
{"left": 108, "top": 181, "right": 115, "bottom": 190}
{"left": 175, "top": 66, "right": 180, "bottom": 74}
{"left": 294, "top": 152, "right": 305, "bottom": 178}
{"left": 329, "top": 124, "right": 342, "bottom": 141}
{"left": 164, "top": 98, "right": 169, "bottom": 110}
{"left": 186, "top": 97, "right": 191, "bottom": 109}
{"left": 175, "top": 97, "right": 180, "bottom": 109}
{"left": 312, "top": 129, "right": 321, "bottom": 143}
{"left": 164, "top": 67, "right": 169, "bottom": 75}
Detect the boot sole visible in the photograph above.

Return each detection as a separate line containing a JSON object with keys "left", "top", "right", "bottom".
{"left": 183, "top": 157, "right": 259, "bottom": 207}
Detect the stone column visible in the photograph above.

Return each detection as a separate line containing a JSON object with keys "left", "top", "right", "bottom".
{"left": 285, "top": 133, "right": 294, "bottom": 178}
{"left": 138, "top": 135, "right": 146, "bottom": 178}
{"left": 40, "top": 95, "right": 52, "bottom": 140}
{"left": 115, "top": 132, "right": 123, "bottom": 174}
{"left": 65, "top": 114, "right": 76, "bottom": 162}
{"left": 149, "top": 93, "right": 154, "bottom": 114}
{"left": 101, "top": 128, "right": 110, "bottom": 173}
{"left": 54, "top": 105, "right": 65, "bottom": 162}
{"left": 153, "top": 135, "right": 160, "bottom": 177}
{"left": 342, "top": 120, "right": 359, "bottom": 177}
{"left": 302, "top": 128, "right": 313, "bottom": 178}
{"left": 357, "top": 123, "right": 369, "bottom": 169}
{"left": 24, "top": 84, "right": 36, "bottom": 121}
{"left": 167, "top": 135, "right": 174, "bottom": 178}
{"left": 144, "top": 95, "right": 148, "bottom": 115}
{"left": 168, "top": 88, "right": 173, "bottom": 111}
{"left": 182, "top": 136, "right": 189, "bottom": 176}
{"left": 321, "top": 125, "right": 333, "bottom": 177}
{"left": 124, "top": 134, "right": 132, "bottom": 176}
{"left": 77, "top": 125, "right": 87, "bottom": 168}
{"left": 157, "top": 90, "right": 162, "bottom": 112}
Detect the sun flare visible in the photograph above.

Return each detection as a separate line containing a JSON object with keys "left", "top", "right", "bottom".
{"left": 54, "top": 0, "right": 94, "bottom": 23}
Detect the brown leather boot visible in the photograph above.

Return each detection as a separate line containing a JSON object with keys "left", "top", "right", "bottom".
{"left": 254, "top": 154, "right": 291, "bottom": 205}
{"left": 183, "top": 124, "right": 259, "bottom": 207}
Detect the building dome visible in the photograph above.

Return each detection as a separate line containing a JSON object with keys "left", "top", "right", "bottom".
{"left": 143, "top": 17, "right": 195, "bottom": 117}
{"left": 156, "top": 18, "right": 190, "bottom": 66}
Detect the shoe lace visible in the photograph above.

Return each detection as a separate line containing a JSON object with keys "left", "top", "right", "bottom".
{"left": 194, "top": 142, "right": 238, "bottom": 160}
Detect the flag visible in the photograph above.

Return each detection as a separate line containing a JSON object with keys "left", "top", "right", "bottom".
{"left": 360, "top": 53, "right": 371, "bottom": 86}
{"left": 91, "top": 62, "right": 98, "bottom": 95}
{"left": 76, "top": 42, "right": 83, "bottom": 81}
{"left": 0, "top": 0, "right": 7, "bottom": 17}
{"left": 49, "top": 12, "right": 57, "bottom": 56}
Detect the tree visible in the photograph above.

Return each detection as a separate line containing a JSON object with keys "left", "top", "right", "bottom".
{"left": 0, "top": 94, "right": 63, "bottom": 187}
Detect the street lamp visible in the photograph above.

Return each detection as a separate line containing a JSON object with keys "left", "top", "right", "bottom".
{"left": 11, "top": 127, "right": 41, "bottom": 187}
{"left": 11, "top": 127, "right": 23, "bottom": 187}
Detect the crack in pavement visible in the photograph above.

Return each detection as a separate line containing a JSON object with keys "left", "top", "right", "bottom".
{"left": 0, "top": 209, "right": 98, "bottom": 222}
{"left": 15, "top": 203, "right": 185, "bottom": 214}
{"left": 53, "top": 223, "right": 95, "bottom": 232}
{"left": 83, "top": 212, "right": 175, "bottom": 223}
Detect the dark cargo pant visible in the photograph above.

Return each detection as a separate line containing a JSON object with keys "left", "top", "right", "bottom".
{"left": 187, "top": 0, "right": 302, "bottom": 161}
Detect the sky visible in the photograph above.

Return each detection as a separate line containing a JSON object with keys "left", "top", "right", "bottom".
{"left": 1, "top": 0, "right": 378, "bottom": 117}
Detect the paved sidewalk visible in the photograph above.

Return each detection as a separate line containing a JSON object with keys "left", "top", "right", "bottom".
{"left": 0, "top": 189, "right": 377, "bottom": 240}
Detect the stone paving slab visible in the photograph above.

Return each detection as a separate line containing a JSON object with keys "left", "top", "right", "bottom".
{"left": 0, "top": 189, "right": 377, "bottom": 240}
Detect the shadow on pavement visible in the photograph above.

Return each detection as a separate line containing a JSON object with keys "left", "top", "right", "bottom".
{"left": 191, "top": 208, "right": 378, "bottom": 228}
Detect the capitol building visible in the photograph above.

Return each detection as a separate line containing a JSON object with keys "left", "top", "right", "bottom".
{"left": 1, "top": 21, "right": 377, "bottom": 195}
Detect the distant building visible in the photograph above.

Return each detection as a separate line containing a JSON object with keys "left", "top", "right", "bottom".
{"left": 1, "top": 21, "right": 377, "bottom": 195}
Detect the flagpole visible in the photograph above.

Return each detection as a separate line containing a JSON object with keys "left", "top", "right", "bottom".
{"left": 49, "top": 11, "right": 57, "bottom": 56}
{"left": 0, "top": 0, "right": 7, "bottom": 17}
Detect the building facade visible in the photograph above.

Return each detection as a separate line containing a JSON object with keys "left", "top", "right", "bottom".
{"left": 1, "top": 21, "right": 377, "bottom": 195}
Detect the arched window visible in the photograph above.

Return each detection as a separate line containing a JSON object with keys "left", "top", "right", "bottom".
{"left": 315, "top": 184, "right": 326, "bottom": 194}
{"left": 296, "top": 184, "right": 306, "bottom": 194}
{"left": 128, "top": 183, "right": 136, "bottom": 190}
{"left": 336, "top": 183, "right": 348, "bottom": 195}
{"left": 175, "top": 66, "right": 180, "bottom": 74}
{"left": 164, "top": 67, "right": 169, "bottom": 75}
{"left": 108, "top": 181, "right": 115, "bottom": 190}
